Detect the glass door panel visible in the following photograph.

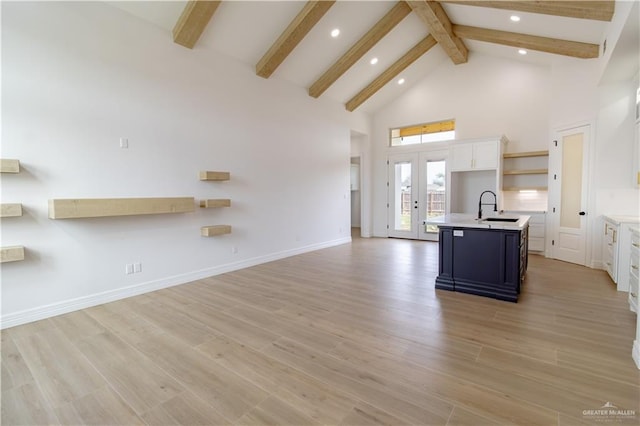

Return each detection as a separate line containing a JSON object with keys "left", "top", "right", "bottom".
{"left": 424, "top": 160, "right": 446, "bottom": 234}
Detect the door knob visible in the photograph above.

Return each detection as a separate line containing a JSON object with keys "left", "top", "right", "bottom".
{"left": 579, "top": 211, "right": 586, "bottom": 216}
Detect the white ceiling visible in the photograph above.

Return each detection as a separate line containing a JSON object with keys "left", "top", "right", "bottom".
{"left": 107, "top": 1, "right": 616, "bottom": 114}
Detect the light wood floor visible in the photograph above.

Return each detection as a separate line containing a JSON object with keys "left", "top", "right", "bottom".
{"left": 2, "top": 235, "right": 639, "bottom": 425}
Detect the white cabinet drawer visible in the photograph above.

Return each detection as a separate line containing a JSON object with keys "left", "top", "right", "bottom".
{"left": 629, "top": 271, "right": 638, "bottom": 313}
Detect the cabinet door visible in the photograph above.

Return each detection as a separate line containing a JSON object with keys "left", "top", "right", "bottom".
{"left": 473, "top": 141, "right": 498, "bottom": 169}
{"left": 449, "top": 144, "right": 473, "bottom": 171}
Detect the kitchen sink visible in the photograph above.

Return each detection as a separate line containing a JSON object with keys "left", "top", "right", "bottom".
{"left": 481, "top": 217, "right": 519, "bottom": 222}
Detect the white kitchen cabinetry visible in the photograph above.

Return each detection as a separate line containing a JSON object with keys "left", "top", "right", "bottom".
{"left": 449, "top": 140, "right": 500, "bottom": 171}
{"left": 602, "top": 215, "right": 640, "bottom": 292}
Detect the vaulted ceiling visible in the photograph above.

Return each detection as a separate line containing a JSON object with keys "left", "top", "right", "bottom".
{"left": 109, "top": 1, "right": 615, "bottom": 114}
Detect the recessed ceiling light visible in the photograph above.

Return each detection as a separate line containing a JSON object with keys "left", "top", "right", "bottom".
{"left": 518, "top": 49, "right": 527, "bottom": 55}
{"left": 510, "top": 15, "right": 520, "bottom": 22}
{"left": 330, "top": 28, "right": 340, "bottom": 38}
{"left": 398, "top": 78, "right": 405, "bottom": 85}
{"left": 370, "top": 57, "right": 378, "bottom": 65}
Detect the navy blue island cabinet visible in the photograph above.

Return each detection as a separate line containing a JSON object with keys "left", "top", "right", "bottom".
{"left": 435, "top": 225, "right": 528, "bottom": 302}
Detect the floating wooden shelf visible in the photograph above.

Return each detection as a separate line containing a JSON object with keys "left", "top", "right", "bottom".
{"left": 199, "top": 171, "right": 230, "bottom": 181}
{"left": 201, "top": 225, "right": 231, "bottom": 237}
{"left": 503, "top": 150, "right": 549, "bottom": 159}
{"left": 0, "top": 159, "right": 20, "bottom": 173}
{"left": 1, "top": 203, "right": 23, "bottom": 217}
{"left": 48, "top": 197, "right": 195, "bottom": 219}
{"left": 1, "top": 246, "right": 25, "bottom": 263}
{"left": 503, "top": 169, "right": 548, "bottom": 175}
{"left": 503, "top": 186, "right": 548, "bottom": 191}
{"left": 200, "top": 199, "right": 231, "bottom": 208}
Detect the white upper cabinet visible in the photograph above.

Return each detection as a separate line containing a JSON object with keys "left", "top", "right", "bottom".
{"left": 449, "top": 140, "right": 499, "bottom": 171}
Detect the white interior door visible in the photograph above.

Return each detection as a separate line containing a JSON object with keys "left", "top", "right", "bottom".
{"left": 388, "top": 151, "right": 447, "bottom": 240}
{"left": 551, "top": 126, "right": 590, "bottom": 265}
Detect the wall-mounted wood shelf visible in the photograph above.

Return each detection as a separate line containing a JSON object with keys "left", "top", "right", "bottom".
{"left": 48, "top": 197, "right": 195, "bottom": 219}
{"left": 201, "top": 225, "right": 231, "bottom": 237}
{"left": 200, "top": 199, "right": 231, "bottom": 208}
{"left": 1, "top": 246, "right": 25, "bottom": 263}
{"left": 0, "top": 159, "right": 20, "bottom": 173}
{"left": 503, "top": 150, "right": 549, "bottom": 159}
{"left": 503, "top": 169, "right": 548, "bottom": 175}
{"left": 503, "top": 186, "right": 548, "bottom": 192}
{"left": 199, "top": 171, "right": 230, "bottom": 181}
{"left": 1, "top": 203, "right": 23, "bottom": 217}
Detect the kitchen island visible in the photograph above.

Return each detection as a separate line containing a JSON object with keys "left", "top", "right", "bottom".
{"left": 426, "top": 214, "right": 530, "bottom": 302}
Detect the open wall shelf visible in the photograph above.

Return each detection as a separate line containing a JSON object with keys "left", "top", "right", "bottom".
{"left": 199, "top": 171, "right": 230, "bottom": 181}
{"left": 1, "top": 246, "right": 25, "bottom": 263}
{"left": 503, "top": 169, "right": 548, "bottom": 175}
{"left": 0, "top": 159, "right": 20, "bottom": 173}
{"left": 200, "top": 199, "right": 231, "bottom": 208}
{"left": 201, "top": 225, "right": 231, "bottom": 237}
{"left": 49, "top": 197, "right": 195, "bottom": 219}
{"left": 503, "top": 150, "right": 549, "bottom": 159}
{"left": 1, "top": 203, "right": 23, "bottom": 217}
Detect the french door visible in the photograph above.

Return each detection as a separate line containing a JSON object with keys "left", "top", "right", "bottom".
{"left": 388, "top": 151, "right": 447, "bottom": 240}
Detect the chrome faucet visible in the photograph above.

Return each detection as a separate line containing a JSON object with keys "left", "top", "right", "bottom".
{"left": 478, "top": 190, "right": 497, "bottom": 220}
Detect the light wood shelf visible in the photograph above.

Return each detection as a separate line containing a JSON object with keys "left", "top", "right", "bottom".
{"left": 1, "top": 203, "right": 23, "bottom": 217}
{"left": 49, "top": 197, "right": 195, "bottom": 219}
{"left": 503, "top": 150, "right": 549, "bottom": 159}
{"left": 0, "top": 159, "right": 20, "bottom": 173}
{"left": 201, "top": 225, "right": 231, "bottom": 237}
{"left": 503, "top": 186, "right": 548, "bottom": 191}
{"left": 1, "top": 246, "right": 25, "bottom": 263}
{"left": 200, "top": 199, "right": 231, "bottom": 208}
{"left": 503, "top": 169, "right": 548, "bottom": 175}
{"left": 199, "top": 171, "right": 230, "bottom": 181}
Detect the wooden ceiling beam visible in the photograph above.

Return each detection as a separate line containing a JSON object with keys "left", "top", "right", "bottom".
{"left": 308, "top": 1, "right": 412, "bottom": 98}
{"left": 453, "top": 25, "right": 599, "bottom": 59}
{"left": 346, "top": 35, "right": 437, "bottom": 112}
{"left": 439, "top": 1, "right": 615, "bottom": 22}
{"left": 256, "top": 1, "right": 336, "bottom": 79}
{"left": 406, "top": 1, "right": 468, "bottom": 64}
{"left": 173, "top": 0, "right": 221, "bottom": 49}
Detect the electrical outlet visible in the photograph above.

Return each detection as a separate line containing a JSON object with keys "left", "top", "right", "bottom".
{"left": 231, "top": 247, "right": 238, "bottom": 254}
{"left": 125, "top": 264, "right": 134, "bottom": 275}
{"left": 119, "top": 137, "right": 129, "bottom": 149}
{"left": 134, "top": 262, "right": 142, "bottom": 273}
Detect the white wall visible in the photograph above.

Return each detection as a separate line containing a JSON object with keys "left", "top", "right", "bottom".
{"left": 371, "top": 54, "right": 552, "bottom": 236}
{"left": 0, "top": 2, "right": 371, "bottom": 327}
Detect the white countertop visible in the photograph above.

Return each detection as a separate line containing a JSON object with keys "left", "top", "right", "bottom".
{"left": 603, "top": 215, "right": 640, "bottom": 225}
{"left": 425, "top": 213, "right": 530, "bottom": 230}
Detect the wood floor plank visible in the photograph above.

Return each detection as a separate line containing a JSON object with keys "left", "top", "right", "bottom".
{"left": 263, "top": 337, "right": 454, "bottom": 425}
{"left": 445, "top": 405, "right": 502, "bottom": 426}
{"left": 49, "top": 309, "right": 107, "bottom": 343}
{"left": 75, "top": 331, "right": 185, "bottom": 414}
{"left": 236, "top": 395, "right": 321, "bottom": 426}
{"left": 67, "top": 386, "right": 144, "bottom": 425}
{"left": 476, "top": 346, "right": 639, "bottom": 409}
{"left": 141, "top": 391, "right": 231, "bottom": 425}
{"left": 133, "top": 332, "right": 269, "bottom": 421}
{"left": 12, "top": 328, "right": 105, "bottom": 407}
{"left": 197, "top": 333, "right": 357, "bottom": 424}
{"left": 0, "top": 336, "right": 35, "bottom": 390}
{"left": 339, "top": 402, "right": 412, "bottom": 426}
{"left": 0, "top": 382, "right": 58, "bottom": 425}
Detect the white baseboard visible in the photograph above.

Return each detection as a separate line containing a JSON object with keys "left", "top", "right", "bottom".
{"left": 633, "top": 340, "right": 640, "bottom": 370}
{"left": 1, "top": 237, "right": 351, "bottom": 330}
